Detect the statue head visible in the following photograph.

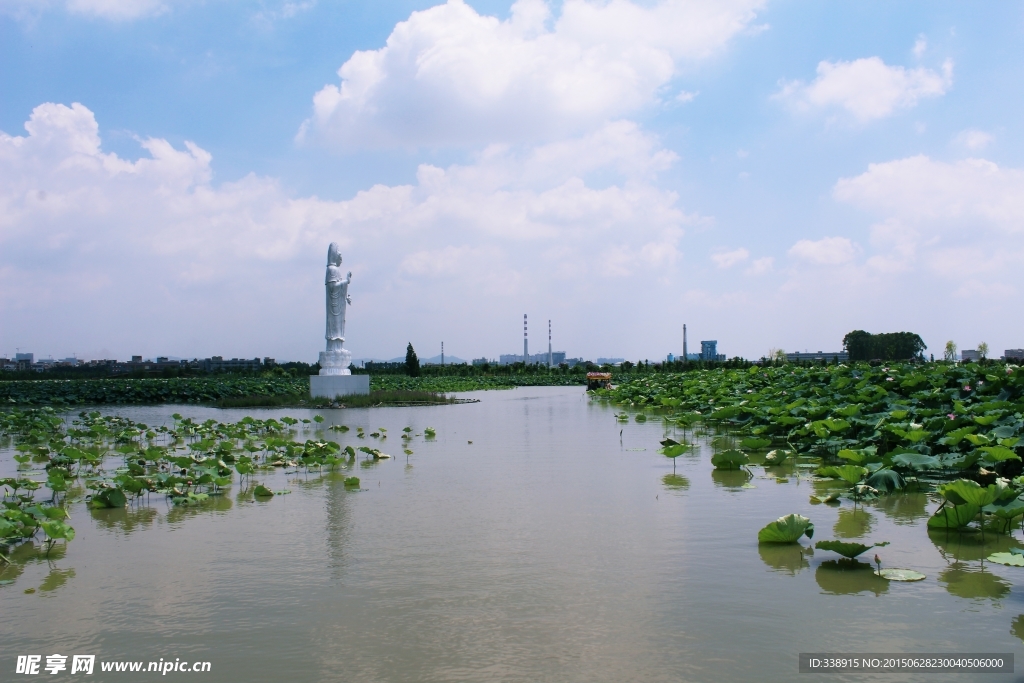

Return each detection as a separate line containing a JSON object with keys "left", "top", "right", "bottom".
{"left": 327, "top": 242, "right": 342, "bottom": 266}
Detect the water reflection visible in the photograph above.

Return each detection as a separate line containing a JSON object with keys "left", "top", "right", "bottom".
{"left": 0, "top": 541, "right": 70, "bottom": 589}
{"left": 711, "top": 469, "right": 752, "bottom": 489}
{"left": 872, "top": 493, "right": 929, "bottom": 525}
{"left": 661, "top": 474, "right": 690, "bottom": 491}
{"left": 90, "top": 506, "right": 158, "bottom": 535}
{"left": 938, "top": 564, "right": 1010, "bottom": 602}
{"left": 166, "top": 493, "right": 233, "bottom": 523}
{"left": 39, "top": 567, "right": 75, "bottom": 593}
{"left": 833, "top": 509, "right": 874, "bottom": 539}
{"left": 815, "top": 560, "right": 889, "bottom": 596}
{"left": 1011, "top": 615, "right": 1024, "bottom": 642}
{"left": 759, "top": 544, "right": 812, "bottom": 575}
{"left": 928, "top": 529, "right": 1023, "bottom": 563}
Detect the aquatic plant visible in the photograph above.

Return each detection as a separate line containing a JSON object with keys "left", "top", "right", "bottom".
{"left": 814, "top": 540, "right": 889, "bottom": 560}
{"left": 758, "top": 514, "right": 814, "bottom": 544}
{"left": 710, "top": 449, "right": 748, "bottom": 470}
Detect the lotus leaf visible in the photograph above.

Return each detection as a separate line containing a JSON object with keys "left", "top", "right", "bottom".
{"left": 817, "top": 465, "right": 868, "bottom": 485}
{"left": 809, "top": 491, "right": 841, "bottom": 504}
{"left": 710, "top": 449, "right": 749, "bottom": 470}
{"left": 659, "top": 438, "right": 689, "bottom": 458}
{"left": 984, "top": 498, "right": 1024, "bottom": 520}
{"left": 740, "top": 437, "right": 772, "bottom": 450}
{"left": 890, "top": 453, "right": 940, "bottom": 471}
{"left": 253, "top": 485, "right": 274, "bottom": 497}
{"left": 40, "top": 519, "right": 75, "bottom": 541}
{"left": 879, "top": 568, "right": 926, "bottom": 581}
{"left": 927, "top": 503, "right": 980, "bottom": 529}
{"left": 979, "top": 446, "right": 1021, "bottom": 463}
{"left": 837, "top": 449, "right": 868, "bottom": 464}
{"left": 764, "top": 450, "right": 790, "bottom": 466}
{"left": 865, "top": 468, "right": 905, "bottom": 493}
{"left": 757, "top": 513, "right": 814, "bottom": 543}
{"left": 987, "top": 552, "right": 1024, "bottom": 567}
{"left": 938, "top": 479, "right": 1003, "bottom": 507}
{"left": 814, "top": 540, "right": 888, "bottom": 559}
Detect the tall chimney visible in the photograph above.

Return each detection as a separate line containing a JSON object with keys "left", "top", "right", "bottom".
{"left": 524, "top": 314, "right": 528, "bottom": 363}
{"left": 548, "top": 320, "right": 552, "bottom": 368}
{"left": 683, "top": 324, "right": 688, "bottom": 363}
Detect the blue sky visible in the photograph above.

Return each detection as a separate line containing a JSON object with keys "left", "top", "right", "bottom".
{"left": 2, "top": 0, "right": 1023, "bottom": 363}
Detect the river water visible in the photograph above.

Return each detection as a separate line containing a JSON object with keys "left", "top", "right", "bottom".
{"left": 1, "top": 386, "right": 1022, "bottom": 681}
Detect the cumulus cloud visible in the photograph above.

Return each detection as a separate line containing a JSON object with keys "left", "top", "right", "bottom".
{"left": 711, "top": 247, "right": 749, "bottom": 268}
{"left": 744, "top": 256, "right": 773, "bottom": 275}
{"left": 301, "top": 0, "right": 765, "bottom": 148}
{"left": 788, "top": 236, "right": 858, "bottom": 265}
{"left": 828, "top": 154, "right": 1024, "bottom": 326}
{"left": 953, "top": 129, "right": 993, "bottom": 151}
{"left": 833, "top": 155, "right": 1024, "bottom": 233}
{"left": 776, "top": 56, "right": 952, "bottom": 122}
{"left": 0, "top": 103, "right": 692, "bottom": 360}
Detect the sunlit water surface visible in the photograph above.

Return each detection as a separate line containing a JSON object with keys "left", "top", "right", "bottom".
{"left": 1, "top": 386, "right": 1022, "bottom": 682}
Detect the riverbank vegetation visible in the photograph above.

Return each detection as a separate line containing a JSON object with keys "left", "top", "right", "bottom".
{"left": 0, "top": 374, "right": 583, "bottom": 406}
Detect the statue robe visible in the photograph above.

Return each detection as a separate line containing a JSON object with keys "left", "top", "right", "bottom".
{"left": 325, "top": 265, "right": 348, "bottom": 342}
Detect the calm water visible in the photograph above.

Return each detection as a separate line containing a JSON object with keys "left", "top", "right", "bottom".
{"left": 1, "top": 386, "right": 1022, "bottom": 682}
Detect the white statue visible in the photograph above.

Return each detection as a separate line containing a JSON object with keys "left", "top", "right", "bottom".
{"left": 319, "top": 243, "right": 353, "bottom": 376}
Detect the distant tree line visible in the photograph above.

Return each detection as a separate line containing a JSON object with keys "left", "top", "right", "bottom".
{"left": 842, "top": 330, "right": 927, "bottom": 361}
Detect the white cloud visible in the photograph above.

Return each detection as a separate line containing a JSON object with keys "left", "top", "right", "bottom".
{"left": 953, "top": 129, "right": 993, "bottom": 151}
{"left": 744, "top": 256, "right": 773, "bottom": 275}
{"left": 826, "top": 154, "right": 1024, "bottom": 336}
{"left": 912, "top": 35, "right": 927, "bottom": 58}
{"left": 302, "top": 0, "right": 765, "bottom": 148}
{"left": 66, "top": 0, "right": 168, "bottom": 20}
{"left": 833, "top": 155, "right": 1024, "bottom": 233}
{"left": 675, "top": 90, "right": 698, "bottom": 103}
{"left": 776, "top": 56, "right": 952, "bottom": 122}
{"left": 0, "top": 102, "right": 693, "bottom": 360}
{"left": 711, "top": 247, "right": 748, "bottom": 268}
{"left": 788, "top": 236, "right": 858, "bottom": 265}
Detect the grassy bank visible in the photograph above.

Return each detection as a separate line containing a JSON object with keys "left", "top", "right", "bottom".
{"left": 0, "top": 373, "right": 583, "bottom": 406}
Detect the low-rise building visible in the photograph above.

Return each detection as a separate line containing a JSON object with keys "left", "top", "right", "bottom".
{"left": 199, "top": 356, "right": 266, "bottom": 372}
{"left": 1004, "top": 349, "right": 1024, "bottom": 361}
{"left": 786, "top": 351, "right": 849, "bottom": 363}
{"left": 961, "top": 350, "right": 980, "bottom": 361}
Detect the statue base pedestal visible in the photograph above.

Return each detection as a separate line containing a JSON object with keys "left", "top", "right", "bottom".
{"left": 310, "top": 375, "right": 370, "bottom": 400}
{"left": 319, "top": 348, "right": 352, "bottom": 375}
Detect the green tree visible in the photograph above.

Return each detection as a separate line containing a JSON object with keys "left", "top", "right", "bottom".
{"left": 978, "top": 342, "right": 989, "bottom": 360}
{"left": 842, "top": 330, "right": 873, "bottom": 361}
{"left": 944, "top": 340, "right": 957, "bottom": 362}
{"left": 405, "top": 343, "right": 420, "bottom": 377}
{"left": 844, "top": 330, "right": 925, "bottom": 361}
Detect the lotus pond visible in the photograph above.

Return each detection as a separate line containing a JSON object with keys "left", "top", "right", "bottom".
{"left": 2, "top": 384, "right": 1023, "bottom": 682}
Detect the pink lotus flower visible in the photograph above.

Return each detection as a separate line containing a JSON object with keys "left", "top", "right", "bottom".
{"left": 964, "top": 385, "right": 971, "bottom": 391}
{"left": 948, "top": 413, "right": 956, "bottom": 420}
